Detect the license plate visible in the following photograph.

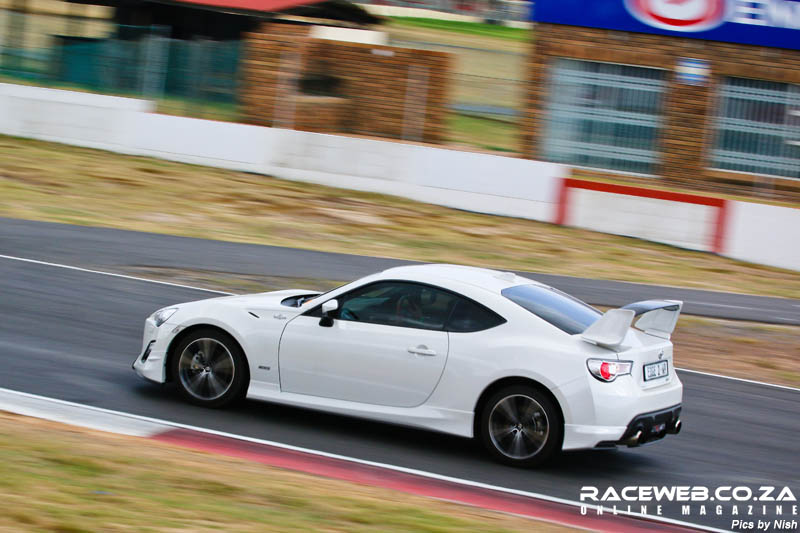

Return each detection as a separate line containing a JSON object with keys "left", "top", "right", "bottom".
{"left": 644, "top": 360, "right": 669, "bottom": 381}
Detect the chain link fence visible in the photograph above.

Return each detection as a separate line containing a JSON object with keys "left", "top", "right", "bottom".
{"left": 388, "top": 37, "right": 524, "bottom": 120}
{"left": 0, "top": 11, "right": 243, "bottom": 121}
{"left": 0, "top": 9, "right": 527, "bottom": 148}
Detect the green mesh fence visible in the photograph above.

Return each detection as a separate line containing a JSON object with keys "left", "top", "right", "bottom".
{"left": 0, "top": 19, "right": 243, "bottom": 121}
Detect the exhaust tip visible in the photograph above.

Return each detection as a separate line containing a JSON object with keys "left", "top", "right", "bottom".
{"left": 668, "top": 419, "right": 682, "bottom": 435}
{"left": 623, "top": 429, "right": 643, "bottom": 447}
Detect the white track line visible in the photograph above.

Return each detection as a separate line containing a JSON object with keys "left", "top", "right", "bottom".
{"left": 675, "top": 368, "right": 800, "bottom": 392}
{"left": 0, "top": 254, "right": 232, "bottom": 295}
{"left": 1, "top": 252, "right": 798, "bottom": 395}
{"left": 0, "top": 387, "right": 726, "bottom": 533}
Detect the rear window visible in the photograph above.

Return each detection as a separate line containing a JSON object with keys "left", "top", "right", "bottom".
{"left": 501, "top": 284, "right": 601, "bottom": 335}
{"left": 446, "top": 298, "right": 506, "bottom": 333}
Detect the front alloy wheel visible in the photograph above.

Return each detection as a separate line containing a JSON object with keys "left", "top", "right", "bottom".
{"left": 479, "top": 385, "right": 562, "bottom": 467}
{"left": 172, "top": 328, "right": 248, "bottom": 408}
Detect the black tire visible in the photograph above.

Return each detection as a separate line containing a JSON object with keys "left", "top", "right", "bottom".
{"left": 478, "top": 384, "right": 562, "bottom": 467}
{"left": 171, "top": 328, "right": 249, "bottom": 408}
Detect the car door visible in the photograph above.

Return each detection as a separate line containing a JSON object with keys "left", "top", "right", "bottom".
{"left": 277, "top": 281, "right": 454, "bottom": 408}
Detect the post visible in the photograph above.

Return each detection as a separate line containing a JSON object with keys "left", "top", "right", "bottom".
{"left": 402, "top": 64, "right": 429, "bottom": 142}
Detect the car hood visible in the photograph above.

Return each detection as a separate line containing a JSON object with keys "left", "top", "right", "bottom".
{"left": 180, "top": 289, "right": 320, "bottom": 316}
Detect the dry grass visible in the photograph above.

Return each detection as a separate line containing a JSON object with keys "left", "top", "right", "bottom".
{"left": 385, "top": 19, "right": 526, "bottom": 81}
{"left": 385, "top": 17, "right": 527, "bottom": 135}
{"left": 672, "top": 316, "right": 800, "bottom": 387}
{"left": 1, "top": 134, "right": 799, "bottom": 299}
{"left": 447, "top": 114, "right": 519, "bottom": 152}
{"left": 386, "top": 18, "right": 531, "bottom": 45}
{"left": 0, "top": 412, "right": 576, "bottom": 533}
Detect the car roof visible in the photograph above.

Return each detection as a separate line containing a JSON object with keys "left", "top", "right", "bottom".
{"left": 379, "top": 264, "right": 546, "bottom": 294}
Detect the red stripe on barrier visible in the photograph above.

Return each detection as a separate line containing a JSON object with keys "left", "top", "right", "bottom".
{"left": 711, "top": 200, "right": 729, "bottom": 254}
{"left": 563, "top": 179, "right": 725, "bottom": 208}
{"left": 555, "top": 178, "right": 730, "bottom": 253}
{"left": 152, "top": 428, "right": 702, "bottom": 533}
{"left": 555, "top": 177, "right": 571, "bottom": 225}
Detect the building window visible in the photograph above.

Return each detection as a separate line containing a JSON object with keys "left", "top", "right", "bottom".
{"left": 711, "top": 78, "right": 800, "bottom": 179}
{"left": 541, "top": 58, "right": 667, "bottom": 175}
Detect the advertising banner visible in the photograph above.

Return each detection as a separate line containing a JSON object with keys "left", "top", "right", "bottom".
{"left": 531, "top": 0, "right": 800, "bottom": 51}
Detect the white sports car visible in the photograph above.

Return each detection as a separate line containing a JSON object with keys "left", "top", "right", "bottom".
{"left": 133, "top": 264, "right": 683, "bottom": 466}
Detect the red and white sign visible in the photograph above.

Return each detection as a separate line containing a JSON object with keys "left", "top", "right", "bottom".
{"left": 625, "top": 0, "right": 726, "bottom": 32}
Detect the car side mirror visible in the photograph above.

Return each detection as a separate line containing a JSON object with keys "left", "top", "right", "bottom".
{"left": 319, "top": 299, "right": 338, "bottom": 327}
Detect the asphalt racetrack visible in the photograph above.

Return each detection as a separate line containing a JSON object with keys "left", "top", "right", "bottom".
{"left": 1, "top": 218, "right": 799, "bottom": 531}
{"left": 2, "top": 217, "right": 800, "bottom": 325}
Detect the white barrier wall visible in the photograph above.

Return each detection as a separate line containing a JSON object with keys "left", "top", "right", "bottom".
{"left": 126, "top": 113, "right": 273, "bottom": 174}
{"left": 567, "top": 189, "right": 719, "bottom": 252}
{"left": 0, "top": 84, "right": 154, "bottom": 152}
{"left": 0, "top": 84, "right": 565, "bottom": 221}
{"left": 0, "top": 83, "right": 797, "bottom": 272}
{"left": 270, "top": 130, "right": 564, "bottom": 222}
{"left": 556, "top": 180, "right": 727, "bottom": 253}
{"left": 725, "top": 201, "right": 800, "bottom": 272}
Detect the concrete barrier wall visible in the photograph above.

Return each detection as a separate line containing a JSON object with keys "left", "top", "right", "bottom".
{"left": 553, "top": 179, "right": 800, "bottom": 272}
{"left": 555, "top": 179, "right": 728, "bottom": 253}
{"left": 0, "top": 83, "right": 797, "bottom": 271}
{"left": 125, "top": 113, "right": 273, "bottom": 173}
{"left": 0, "top": 84, "right": 155, "bottom": 153}
{"left": 270, "top": 129, "right": 564, "bottom": 222}
{"left": 725, "top": 201, "right": 800, "bottom": 272}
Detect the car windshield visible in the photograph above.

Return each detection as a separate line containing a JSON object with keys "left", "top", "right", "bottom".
{"left": 299, "top": 282, "right": 349, "bottom": 306}
{"left": 501, "top": 284, "right": 601, "bottom": 335}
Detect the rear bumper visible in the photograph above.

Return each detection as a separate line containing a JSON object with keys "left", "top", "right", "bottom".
{"left": 605, "top": 404, "right": 682, "bottom": 448}
{"left": 560, "top": 370, "right": 683, "bottom": 450}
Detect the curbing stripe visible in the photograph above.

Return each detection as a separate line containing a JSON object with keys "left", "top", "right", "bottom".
{"left": 0, "top": 387, "right": 726, "bottom": 533}
{"left": 153, "top": 427, "right": 700, "bottom": 533}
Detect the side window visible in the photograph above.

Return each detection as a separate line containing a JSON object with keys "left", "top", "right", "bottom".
{"left": 306, "top": 280, "right": 505, "bottom": 332}
{"left": 446, "top": 298, "right": 506, "bottom": 333}
{"left": 337, "top": 282, "right": 399, "bottom": 326}
{"left": 337, "top": 281, "right": 459, "bottom": 331}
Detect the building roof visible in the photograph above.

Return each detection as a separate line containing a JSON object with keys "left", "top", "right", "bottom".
{"left": 166, "top": 0, "right": 327, "bottom": 13}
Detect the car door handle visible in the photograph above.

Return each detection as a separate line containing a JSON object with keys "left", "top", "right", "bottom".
{"left": 408, "top": 345, "right": 436, "bottom": 356}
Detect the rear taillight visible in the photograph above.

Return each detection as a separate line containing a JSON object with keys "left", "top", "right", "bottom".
{"left": 587, "top": 359, "right": 633, "bottom": 382}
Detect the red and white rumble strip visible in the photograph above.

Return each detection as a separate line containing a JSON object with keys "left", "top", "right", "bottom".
{"left": 0, "top": 387, "right": 720, "bottom": 533}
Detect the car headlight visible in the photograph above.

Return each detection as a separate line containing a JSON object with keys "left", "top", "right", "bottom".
{"left": 151, "top": 307, "right": 178, "bottom": 327}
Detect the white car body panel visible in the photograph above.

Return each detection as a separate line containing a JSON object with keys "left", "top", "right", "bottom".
{"left": 279, "top": 315, "right": 449, "bottom": 407}
{"left": 133, "top": 264, "right": 683, "bottom": 451}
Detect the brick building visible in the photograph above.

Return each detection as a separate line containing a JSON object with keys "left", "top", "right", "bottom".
{"left": 242, "top": 23, "right": 451, "bottom": 143}
{"left": 522, "top": 0, "right": 800, "bottom": 195}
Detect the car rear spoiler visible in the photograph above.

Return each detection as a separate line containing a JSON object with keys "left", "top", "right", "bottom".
{"left": 581, "top": 300, "right": 683, "bottom": 349}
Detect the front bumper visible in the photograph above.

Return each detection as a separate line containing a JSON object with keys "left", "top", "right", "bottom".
{"left": 131, "top": 317, "right": 173, "bottom": 383}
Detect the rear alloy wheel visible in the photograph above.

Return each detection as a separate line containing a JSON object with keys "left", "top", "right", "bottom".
{"left": 479, "top": 385, "right": 562, "bottom": 467}
{"left": 172, "top": 329, "right": 248, "bottom": 408}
